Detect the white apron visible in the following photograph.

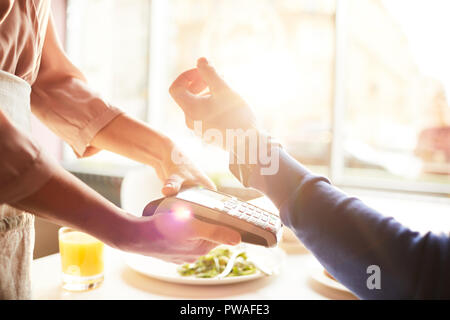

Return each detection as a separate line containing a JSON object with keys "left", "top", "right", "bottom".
{"left": 0, "top": 70, "right": 35, "bottom": 300}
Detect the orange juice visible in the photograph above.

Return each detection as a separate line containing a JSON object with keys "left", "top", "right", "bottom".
{"left": 59, "top": 230, "right": 104, "bottom": 277}
{"left": 58, "top": 228, "right": 104, "bottom": 290}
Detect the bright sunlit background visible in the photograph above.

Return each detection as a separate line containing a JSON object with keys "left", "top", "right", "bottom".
{"left": 62, "top": 0, "right": 450, "bottom": 196}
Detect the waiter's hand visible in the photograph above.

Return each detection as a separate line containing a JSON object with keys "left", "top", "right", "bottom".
{"left": 90, "top": 113, "right": 216, "bottom": 197}
{"left": 156, "top": 142, "right": 216, "bottom": 196}
{"left": 169, "top": 57, "right": 258, "bottom": 140}
{"left": 129, "top": 210, "right": 241, "bottom": 264}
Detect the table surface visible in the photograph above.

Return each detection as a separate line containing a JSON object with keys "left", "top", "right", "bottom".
{"left": 31, "top": 193, "right": 450, "bottom": 300}
{"left": 32, "top": 247, "right": 358, "bottom": 300}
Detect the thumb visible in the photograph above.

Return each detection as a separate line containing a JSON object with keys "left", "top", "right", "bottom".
{"left": 196, "top": 57, "right": 229, "bottom": 93}
{"left": 189, "top": 218, "right": 241, "bottom": 246}
{"left": 169, "top": 69, "right": 201, "bottom": 111}
{"left": 161, "top": 174, "right": 184, "bottom": 196}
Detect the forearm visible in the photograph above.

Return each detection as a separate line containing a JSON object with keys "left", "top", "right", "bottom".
{"left": 12, "top": 164, "right": 137, "bottom": 251}
{"left": 242, "top": 146, "right": 450, "bottom": 299}
{"left": 90, "top": 113, "right": 173, "bottom": 168}
{"left": 280, "top": 178, "right": 450, "bottom": 299}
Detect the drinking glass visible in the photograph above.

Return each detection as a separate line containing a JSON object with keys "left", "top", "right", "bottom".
{"left": 58, "top": 227, "right": 104, "bottom": 291}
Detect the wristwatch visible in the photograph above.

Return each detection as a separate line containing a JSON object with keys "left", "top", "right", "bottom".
{"left": 228, "top": 131, "right": 282, "bottom": 188}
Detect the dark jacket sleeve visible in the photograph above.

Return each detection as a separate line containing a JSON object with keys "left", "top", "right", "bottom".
{"left": 246, "top": 147, "right": 450, "bottom": 299}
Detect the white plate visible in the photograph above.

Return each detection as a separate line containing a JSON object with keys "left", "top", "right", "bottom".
{"left": 124, "top": 245, "right": 285, "bottom": 285}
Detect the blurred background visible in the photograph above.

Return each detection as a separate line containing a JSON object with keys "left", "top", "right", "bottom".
{"left": 33, "top": 0, "right": 450, "bottom": 256}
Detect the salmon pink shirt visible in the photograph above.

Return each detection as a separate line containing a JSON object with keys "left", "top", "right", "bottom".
{"left": 0, "top": 0, "right": 123, "bottom": 203}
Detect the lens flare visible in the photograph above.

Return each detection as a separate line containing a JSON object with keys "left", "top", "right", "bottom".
{"left": 172, "top": 205, "right": 192, "bottom": 221}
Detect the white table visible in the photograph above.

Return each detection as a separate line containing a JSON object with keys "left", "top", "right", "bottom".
{"left": 31, "top": 246, "right": 357, "bottom": 300}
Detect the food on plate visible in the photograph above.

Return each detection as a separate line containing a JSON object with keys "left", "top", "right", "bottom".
{"left": 177, "top": 247, "right": 257, "bottom": 278}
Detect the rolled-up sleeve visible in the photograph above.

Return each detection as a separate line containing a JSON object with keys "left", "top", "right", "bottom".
{"left": 30, "top": 14, "right": 123, "bottom": 158}
{"left": 31, "top": 76, "right": 123, "bottom": 158}
{"left": 0, "top": 113, "right": 55, "bottom": 204}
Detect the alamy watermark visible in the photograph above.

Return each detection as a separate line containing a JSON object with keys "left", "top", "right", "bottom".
{"left": 171, "top": 120, "right": 280, "bottom": 175}
{"left": 366, "top": 265, "right": 381, "bottom": 290}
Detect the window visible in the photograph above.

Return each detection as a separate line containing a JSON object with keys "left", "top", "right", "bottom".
{"left": 64, "top": 0, "right": 151, "bottom": 172}
{"left": 334, "top": 0, "right": 450, "bottom": 194}
{"left": 64, "top": 0, "right": 449, "bottom": 195}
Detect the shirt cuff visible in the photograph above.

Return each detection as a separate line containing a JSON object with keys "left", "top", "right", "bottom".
{"left": 243, "top": 147, "right": 331, "bottom": 227}
{"left": 72, "top": 106, "right": 124, "bottom": 158}
{"left": 246, "top": 148, "right": 310, "bottom": 208}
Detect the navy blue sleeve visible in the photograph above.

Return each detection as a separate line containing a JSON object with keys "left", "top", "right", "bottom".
{"left": 247, "top": 148, "right": 450, "bottom": 299}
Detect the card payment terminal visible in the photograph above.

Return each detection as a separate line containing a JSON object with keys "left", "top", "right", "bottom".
{"left": 142, "top": 187, "right": 282, "bottom": 247}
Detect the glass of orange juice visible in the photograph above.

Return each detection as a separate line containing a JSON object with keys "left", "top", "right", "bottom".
{"left": 58, "top": 227, "right": 104, "bottom": 291}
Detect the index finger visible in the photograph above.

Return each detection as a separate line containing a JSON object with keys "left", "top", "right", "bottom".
{"left": 170, "top": 68, "right": 207, "bottom": 94}
{"left": 169, "top": 69, "right": 204, "bottom": 110}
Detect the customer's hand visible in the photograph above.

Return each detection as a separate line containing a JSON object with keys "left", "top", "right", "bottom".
{"left": 169, "top": 57, "right": 257, "bottom": 137}
{"left": 128, "top": 209, "right": 241, "bottom": 264}
{"left": 155, "top": 142, "right": 216, "bottom": 196}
